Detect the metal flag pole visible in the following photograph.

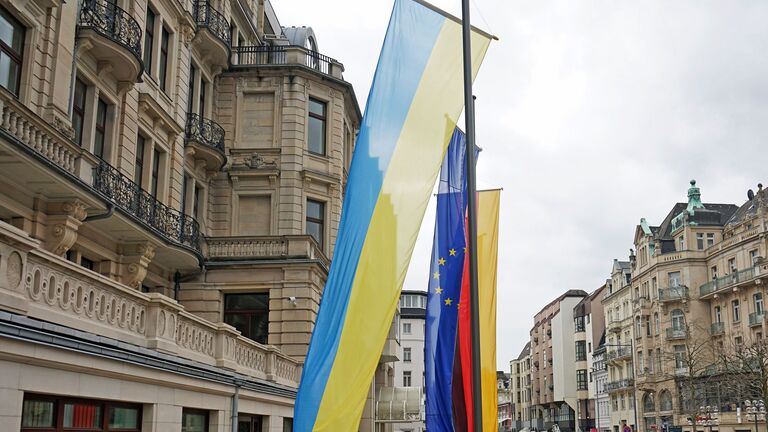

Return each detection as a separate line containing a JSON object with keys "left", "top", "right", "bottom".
{"left": 461, "top": 0, "right": 483, "bottom": 431}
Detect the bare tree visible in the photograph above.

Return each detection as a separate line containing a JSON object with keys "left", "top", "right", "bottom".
{"left": 715, "top": 335, "right": 768, "bottom": 408}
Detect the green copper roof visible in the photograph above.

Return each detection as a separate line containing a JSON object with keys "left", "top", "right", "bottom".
{"left": 686, "top": 179, "right": 705, "bottom": 215}
{"left": 640, "top": 218, "right": 653, "bottom": 236}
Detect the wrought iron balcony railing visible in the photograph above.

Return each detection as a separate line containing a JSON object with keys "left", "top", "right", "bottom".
{"left": 194, "top": 1, "right": 231, "bottom": 47}
{"left": 665, "top": 326, "right": 688, "bottom": 340}
{"left": 658, "top": 286, "right": 689, "bottom": 302}
{"left": 93, "top": 161, "right": 201, "bottom": 252}
{"left": 604, "top": 378, "right": 634, "bottom": 392}
{"left": 749, "top": 312, "right": 765, "bottom": 327}
{"left": 78, "top": 0, "right": 143, "bottom": 66}
{"left": 710, "top": 322, "right": 725, "bottom": 336}
{"left": 185, "top": 113, "right": 225, "bottom": 153}
{"left": 233, "top": 45, "right": 340, "bottom": 77}
{"left": 700, "top": 267, "right": 757, "bottom": 297}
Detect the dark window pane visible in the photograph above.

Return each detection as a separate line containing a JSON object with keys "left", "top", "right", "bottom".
{"left": 187, "top": 65, "right": 196, "bottom": 114}
{"left": 63, "top": 402, "right": 102, "bottom": 428}
{"left": 283, "top": 418, "right": 293, "bottom": 432}
{"left": 151, "top": 149, "right": 160, "bottom": 197}
{"left": 308, "top": 98, "right": 326, "bottom": 155}
{"left": 182, "top": 410, "right": 208, "bottom": 432}
{"left": 21, "top": 400, "right": 54, "bottom": 428}
{"left": 159, "top": 27, "right": 169, "bottom": 91}
{"left": 143, "top": 8, "right": 155, "bottom": 71}
{"left": 94, "top": 98, "right": 108, "bottom": 158}
{"left": 306, "top": 200, "right": 324, "bottom": 248}
{"left": 225, "top": 293, "right": 269, "bottom": 311}
{"left": 80, "top": 257, "right": 95, "bottom": 270}
{"left": 72, "top": 79, "right": 87, "bottom": 146}
{"left": 0, "top": 7, "right": 24, "bottom": 96}
{"left": 250, "top": 313, "right": 268, "bottom": 344}
{"left": 199, "top": 81, "right": 206, "bottom": 117}
{"left": 307, "top": 221, "right": 322, "bottom": 248}
{"left": 135, "top": 135, "right": 145, "bottom": 185}
{"left": 109, "top": 405, "right": 139, "bottom": 429}
{"left": 224, "top": 313, "right": 247, "bottom": 335}
{"left": 306, "top": 200, "right": 323, "bottom": 220}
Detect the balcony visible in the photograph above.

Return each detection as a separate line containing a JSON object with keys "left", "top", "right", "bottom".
{"left": 232, "top": 45, "right": 345, "bottom": 80}
{"left": 710, "top": 322, "right": 725, "bottom": 336}
{"left": 93, "top": 161, "right": 201, "bottom": 253}
{"left": 0, "top": 227, "right": 300, "bottom": 387}
{"left": 185, "top": 113, "right": 225, "bottom": 170}
{"left": 665, "top": 326, "right": 688, "bottom": 340}
{"left": 699, "top": 267, "right": 760, "bottom": 298}
{"left": 206, "top": 235, "right": 329, "bottom": 269}
{"left": 77, "top": 0, "right": 143, "bottom": 82}
{"left": 606, "top": 347, "right": 632, "bottom": 362}
{"left": 633, "top": 296, "right": 651, "bottom": 312}
{"left": 607, "top": 318, "right": 623, "bottom": 333}
{"left": 193, "top": 1, "right": 231, "bottom": 70}
{"left": 658, "top": 286, "right": 689, "bottom": 302}
{"left": 604, "top": 378, "right": 634, "bottom": 393}
{"left": 749, "top": 312, "right": 765, "bottom": 327}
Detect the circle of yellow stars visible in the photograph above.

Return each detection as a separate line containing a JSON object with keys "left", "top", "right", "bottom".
{"left": 431, "top": 246, "right": 468, "bottom": 308}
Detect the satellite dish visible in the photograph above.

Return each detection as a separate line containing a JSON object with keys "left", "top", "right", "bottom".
{"left": 748, "top": 189, "right": 755, "bottom": 200}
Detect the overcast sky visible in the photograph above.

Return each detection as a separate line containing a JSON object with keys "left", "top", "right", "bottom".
{"left": 273, "top": 1, "right": 768, "bottom": 369}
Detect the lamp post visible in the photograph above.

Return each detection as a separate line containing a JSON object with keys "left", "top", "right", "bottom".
{"left": 696, "top": 406, "right": 719, "bottom": 432}
{"left": 744, "top": 400, "right": 766, "bottom": 432}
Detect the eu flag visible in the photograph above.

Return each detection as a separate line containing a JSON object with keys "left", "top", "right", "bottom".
{"left": 425, "top": 128, "right": 471, "bottom": 432}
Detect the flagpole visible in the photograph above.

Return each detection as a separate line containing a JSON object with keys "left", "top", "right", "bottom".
{"left": 460, "top": 0, "right": 483, "bottom": 431}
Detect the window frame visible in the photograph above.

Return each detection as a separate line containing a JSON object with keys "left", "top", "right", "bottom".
{"left": 72, "top": 78, "right": 88, "bottom": 146}
{"left": 403, "top": 347, "right": 411, "bottom": 362}
{"left": 158, "top": 25, "right": 170, "bottom": 92}
{"left": 181, "top": 408, "right": 209, "bottom": 432}
{"left": 307, "top": 97, "right": 327, "bottom": 155}
{"left": 143, "top": 7, "right": 155, "bottom": 72}
{"left": 21, "top": 394, "right": 142, "bottom": 432}
{"left": 0, "top": 6, "right": 25, "bottom": 96}
{"left": 306, "top": 199, "right": 325, "bottom": 249}
{"left": 223, "top": 293, "right": 270, "bottom": 344}
{"left": 135, "top": 134, "right": 146, "bottom": 186}
{"left": 93, "top": 97, "right": 109, "bottom": 159}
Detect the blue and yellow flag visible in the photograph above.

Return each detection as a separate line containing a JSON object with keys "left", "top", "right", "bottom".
{"left": 294, "top": 0, "right": 491, "bottom": 430}
{"left": 425, "top": 129, "right": 471, "bottom": 432}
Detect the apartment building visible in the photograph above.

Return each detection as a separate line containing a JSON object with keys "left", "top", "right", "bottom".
{"left": 499, "top": 371, "right": 513, "bottom": 432}
{"left": 574, "top": 285, "right": 606, "bottom": 432}
{"left": 531, "top": 289, "right": 589, "bottom": 432}
{"left": 511, "top": 342, "right": 532, "bottom": 431}
{"left": 593, "top": 334, "right": 611, "bottom": 432}
{"left": 389, "top": 290, "right": 426, "bottom": 432}
{"left": 632, "top": 181, "right": 768, "bottom": 432}
{"left": 601, "top": 259, "right": 636, "bottom": 432}
{"left": 0, "top": 0, "right": 361, "bottom": 429}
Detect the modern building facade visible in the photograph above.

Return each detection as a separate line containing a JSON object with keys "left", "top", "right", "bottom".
{"left": 0, "top": 0, "right": 362, "bottom": 429}
{"left": 511, "top": 342, "right": 532, "bottom": 431}
{"left": 601, "top": 259, "right": 636, "bottom": 432}
{"left": 531, "top": 289, "right": 589, "bottom": 432}
{"left": 574, "top": 285, "right": 606, "bottom": 432}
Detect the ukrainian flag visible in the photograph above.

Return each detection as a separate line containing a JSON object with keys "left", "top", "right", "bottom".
{"left": 294, "top": 0, "right": 492, "bottom": 430}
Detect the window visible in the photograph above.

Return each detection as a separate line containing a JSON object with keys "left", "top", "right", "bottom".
{"left": 94, "top": 98, "right": 108, "bottom": 159}
{"left": 143, "top": 8, "right": 155, "bottom": 70}
{"left": 199, "top": 77, "right": 207, "bottom": 117}
{"left": 151, "top": 148, "right": 161, "bottom": 197}
{"left": 403, "top": 322, "right": 411, "bottom": 334}
{"left": 135, "top": 135, "right": 146, "bottom": 185}
{"left": 182, "top": 409, "right": 208, "bottom": 432}
{"left": 72, "top": 78, "right": 87, "bottom": 146}
{"left": 403, "top": 347, "right": 412, "bottom": 362}
{"left": 659, "top": 391, "right": 672, "bottom": 411}
{"left": 733, "top": 299, "right": 741, "bottom": 322}
{"left": 735, "top": 335, "right": 743, "bottom": 347}
{"left": 714, "top": 306, "right": 721, "bottom": 323}
{"left": 223, "top": 293, "right": 269, "bottom": 344}
{"left": 668, "top": 271, "right": 681, "bottom": 288}
{"left": 282, "top": 418, "right": 293, "bottom": 432}
{"left": 756, "top": 293, "right": 764, "bottom": 315}
{"left": 711, "top": 266, "right": 718, "bottom": 280}
{"left": 187, "top": 64, "right": 196, "bottom": 114}
{"left": 671, "top": 309, "right": 685, "bottom": 330}
{"left": 306, "top": 199, "right": 325, "bottom": 249}
{"left": 678, "top": 235, "right": 685, "bottom": 251}
{"left": 308, "top": 98, "right": 327, "bottom": 154}
{"left": 751, "top": 249, "right": 760, "bottom": 265}
{"left": 181, "top": 174, "right": 190, "bottom": 215}
{"left": 576, "top": 370, "right": 588, "bottom": 390}
{"left": 574, "top": 316, "right": 585, "bottom": 332}
{"left": 238, "top": 414, "right": 263, "bottom": 432}
{"left": 728, "top": 257, "right": 737, "bottom": 273}
{"left": 80, "top": 256, "right": 95, "bottom": 271}
{"left": 21, "top": 395, "right": 140, "bottom": 432}
{"left": 637, "top": 351, "right": 644, "bottom": 372}
{"left": 575, "top": 341, "right": 586, "bottom": 361}
{"left": 403, "top": 371, "right": 412, "bottom": 386}
{"left": 0, "top": 7, "right": 24, "bottom": 96}
{"left": 647, "top": 349, "right": 654, "bottom": 373}
{"left": 635, "top": 316, "right": 642, "bottom": 336}
{"left": 674, "top": 345, "right": 686, "bottom": 369}
{"left": 159, "top": 26, "right": 170, "bottom": 91}
{"left": 696, "top": 233, "right": 705, "bottom": 250}
{"left": 706, "top": 233, "right": 715, "bottom": 248}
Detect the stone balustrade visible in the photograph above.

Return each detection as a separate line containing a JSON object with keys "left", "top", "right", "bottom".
{"left": 0, "top": 221, "right": 301, "bottom": 387}
{"left": 206, "top": 235, "right": 329, "bottom": 268}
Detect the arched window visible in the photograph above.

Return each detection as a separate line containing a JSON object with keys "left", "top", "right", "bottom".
{"left": 643, "top": 393, "right": 655, "bottom": 413}
{"left": 654, "top": 312, "right": 660, "bottom": 334}
{"left": 671, "top": 309, "right": 685, "bottom": 330}
{"left": 659, "top": 390, "right": 673, "bottom": 411}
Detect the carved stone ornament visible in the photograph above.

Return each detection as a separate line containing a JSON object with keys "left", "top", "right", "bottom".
{"left": 51, "top": 115, "right": 75, "bottom": 141}
{"left": 44, "top": 200, "right": 89, "bottom": 256}
{"left": 121, "top": 243, "right": 156, "bottom": 289}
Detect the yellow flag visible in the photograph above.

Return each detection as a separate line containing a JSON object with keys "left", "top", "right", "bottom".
{"left": 478, "top": 189, "right": 500, "bottom": 432}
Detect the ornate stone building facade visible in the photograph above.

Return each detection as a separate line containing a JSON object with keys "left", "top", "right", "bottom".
{"left": 510, "top": 342, "right": 532, "bottom": 431}
{"left": 0, "top": 0, "right": 361, "bottom": 430}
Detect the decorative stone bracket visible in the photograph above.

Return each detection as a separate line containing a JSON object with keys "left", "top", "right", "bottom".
{"left": 43, "top": 200, "right": 89, "bottom": 256}
{"left": 119, "top": 242, "right": 156, "bottom": 290}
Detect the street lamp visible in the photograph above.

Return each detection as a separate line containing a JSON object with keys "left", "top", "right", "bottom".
{"left": 744, "top": 400, "right": 767, "bottom": 432}
{"left": 696, "top": 406, "right": 719, "bottom": 432}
